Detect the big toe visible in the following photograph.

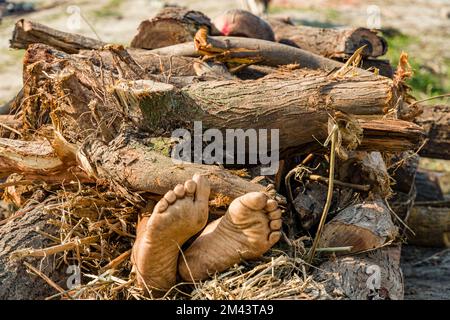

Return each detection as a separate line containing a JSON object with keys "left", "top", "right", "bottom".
{"left": 239, "top": 192, "right": 268, "bottom": 211}
{"left": 193, "top": 174, "right": 211, "bottom": 204}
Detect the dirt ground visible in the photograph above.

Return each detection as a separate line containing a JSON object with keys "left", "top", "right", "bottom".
{"left": 0, "top": 0, "right": 449, "bottom": 300}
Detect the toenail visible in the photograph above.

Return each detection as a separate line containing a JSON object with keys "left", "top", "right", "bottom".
{"left": 174, "top": 184, "right": 185, "bottom": 198}
{"left": 164, "top": 191, "right": 177, "bottom": 203}
{"left": 269, "top": 232, "right": 281, "bottom": 244}
{"left": 268, "top": 209, "right": 282, "bottom": 220}
{"left": 270, "top": 219, "right": 282, "bottom": 230}
{"left": 265, "top": 199, "right": 278, "bottom": 211}
{"left": 156, "top": 199, "right": 169, "bottom": 212}
{"left": 185, "top": 180, "right": 196, "bottom": 195}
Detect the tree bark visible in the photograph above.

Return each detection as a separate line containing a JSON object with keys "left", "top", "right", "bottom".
{"left": 79, "top": 133, "right": 267, "bottom": 205}
{"left": 10, "top": 19, "right": 106, "bottom": 53}
{"left": 21, "top": 45, "right": 424, "bottom": 155}
{"left": 359, "top": 59, "right": 394, "bottom": 78}
{"left": 407, "top": 205, "right": 450, "bottom": 247}
{"left": 267, "top": 18, "right": 387, "bottom": 59}
{"left": 130, "top": 7, "right": 218, "bottom": 50}
{"left": 12, "top": 19, "right": 373, "bottom": 75}
{"left": 415, "top": 169, "right": 445, "bottom": 202}
{"left": 0, "top": 201, "right": 66, "bottom": 299}
{"left": 115, "top": 77, "right": 423, "bottom": 153}
{"left": 314, "top": 245, "right": 404, "bottom": 300}
{"left": 414, "top": 104, "right": 450, "bottom": 160}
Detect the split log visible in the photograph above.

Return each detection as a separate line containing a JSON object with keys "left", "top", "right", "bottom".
{"left": 414, "top": 105, "right": 450, "bottom": 160}
{"left": 0, "top": 138, "right": 66, "bottom": 175}
{"left": 314, "top": 245, "right": 404, "bottom": 300}
{"left": 313, "top": 151, "right": 403, "bottom": 300}
{"left": 130, "top": 7, "right": 218, "bottom": 50}
{"left": 407, "top": 205, "right": 450, "bottom": 247}
{"left": 320, "top": 152, "right": 397, "bottom": 254}
{"left": 10, "top": 19, "right": 106, "bottom": 53}
{"left": 318, "top": 199, "right": 398, "bottom": 254}
{"left": 0, "top": 137, "right": 91, "bottom": 183}
{"left": 267, "top": 18, "right": 387, "bottom": 59}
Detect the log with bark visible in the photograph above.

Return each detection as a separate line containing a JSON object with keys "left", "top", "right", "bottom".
{"left": 19, "top": 44, "right": 423, "bottom": 151}
{"left": 414, "top": 104, "right": 450, "bottom": 160}
{"left": 313, "top": 152, "right": 403, "bottom": 300}
{"left": 314, "top": 245, "right": 404, "bottom": 300}
{"left": 415, "top": 169, "right": 445, "bottom": 202}
{"left": 11, "top": 19, "right": 348, "bottom": 72}
{"left": 130, "top": 6, "right": 219, "bottom": 50}
{"left": 318, "top": 199, "right": 398, "bottom": 254}
{"left": 267, "top": 17, "right": 388, "bottom": 59}
{"left": 0, "top": 198, "right": 66, "bottom": 299}
{"left": 406, "top": 205, "right": 450, "bottom": 247}
{"left": 10, "top": 19, "right": 107, "bottom": 53}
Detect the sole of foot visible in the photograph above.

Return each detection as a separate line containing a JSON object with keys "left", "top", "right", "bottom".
{"left": 178, "top": 191, "right": 282, "bottom": 282}
{"left": 132, "top": 173, "right": 210, "bottom": 295}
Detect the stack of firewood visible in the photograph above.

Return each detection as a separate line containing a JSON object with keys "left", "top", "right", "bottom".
{"left": 0, "top": 6, "right": 448, "bottom": 300}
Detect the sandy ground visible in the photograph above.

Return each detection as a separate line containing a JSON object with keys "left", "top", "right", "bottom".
{"left": 0, "top": 0, "right": 449, "bottom": 300}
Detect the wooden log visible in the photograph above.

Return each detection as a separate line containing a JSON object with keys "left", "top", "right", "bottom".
{"left": 407, "top": 205, "right": 450, "bottom": 247}
{"left": 360, "top": 59, "right": 394, "bottom": 78}
{"left": 0, "top": 200, "right": 66, "bottom": 299}
{"left": 314, "top": 245, "right": 404, "bottom": 300}
{"left": 130, "top": 6, "right": 218, "bottom": 50}
{"left": 79, "top": 133, "right": 267, "bottom": 205}
{"left": 11, "top": 20, "right": 371, "bottom": 75}
{"left": 313, "top": 152, "right": 403, "bottom": 300}
{"left": 414, "top": 105, "right": 450, "bottom": 160}
{"left": 10, "top": 19, "right": 106, "bottom": 53}
{"left": 267, "top": 17, "right": 387, "bottom": 59}
{"left": 415, "top": 169, "right": 445, "bottom": 202}
{"left": 318, "top": 199, "right": 398, "bottom": 254}
{"left": 22, "top": 45, "right": 424, "bottom": 155}
{"left": 120, "top": 76, "right": 423, "bottom": 153}
{"left": 0, "top": 137, "right": 91, "bottom": 183}
{"left": 150, "top": 35, "right": 363, "bottom": 72}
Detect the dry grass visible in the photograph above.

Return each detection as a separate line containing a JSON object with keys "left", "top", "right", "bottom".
{"left": 5, "top": 182, "right": 328, "bottom": 300}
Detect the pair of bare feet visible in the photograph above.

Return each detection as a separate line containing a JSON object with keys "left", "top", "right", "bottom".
{"left": 131, "top": 174, "right": 282, "bottom": 296}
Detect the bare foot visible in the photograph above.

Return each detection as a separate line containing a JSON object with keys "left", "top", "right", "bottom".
{"left": 132, "top": 174, "right": 210, "bottom": 294}
{"left": 178, "top": 192, "right": 282, "bottom": 281}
